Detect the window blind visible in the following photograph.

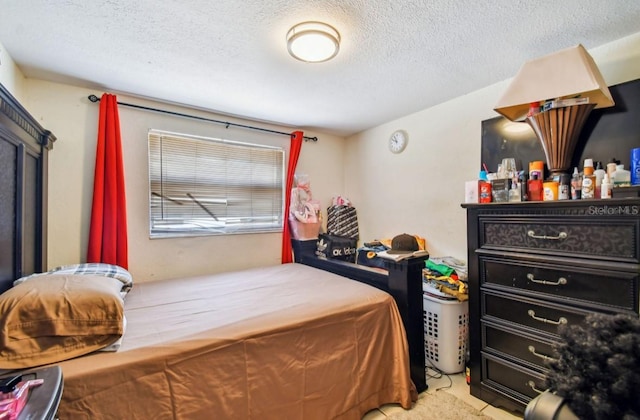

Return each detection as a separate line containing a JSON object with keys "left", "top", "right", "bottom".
{"left": 148, "top": 129, "right": 285, "bottom": 237}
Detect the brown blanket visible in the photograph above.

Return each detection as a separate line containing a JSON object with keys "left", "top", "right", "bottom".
{"left": 56, "top": 263, "right": 416, "bottom": 419}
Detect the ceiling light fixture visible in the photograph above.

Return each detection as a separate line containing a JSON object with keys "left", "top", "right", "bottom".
{"left": 286, "top": 21, "right": 340, "bottom": 63}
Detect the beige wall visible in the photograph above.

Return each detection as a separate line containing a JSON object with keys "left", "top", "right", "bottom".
{"left": 344, "top": 32, "right": 640, "bottom": 260}
{"left": 0, "top": 40, "right": 26, "bottom": 100}
{"left": 19, "top": 81, "right": 345, "bottom": 282}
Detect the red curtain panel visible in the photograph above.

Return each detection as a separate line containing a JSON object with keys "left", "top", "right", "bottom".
{"left": 87, "top": 93, "right": 129, "bottom": 269}
{"left": 281, "top": 131, "right": 303, "bottom": 263}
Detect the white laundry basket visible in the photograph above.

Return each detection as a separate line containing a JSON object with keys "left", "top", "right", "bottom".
{"left": 423, "top": 293, "right": 469, "bottom": 374}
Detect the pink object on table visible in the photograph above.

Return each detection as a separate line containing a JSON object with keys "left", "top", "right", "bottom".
{"left": 0, "top": 379, "right": 44, "bottom": 420}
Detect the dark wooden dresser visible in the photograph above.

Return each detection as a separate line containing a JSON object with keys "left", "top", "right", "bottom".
{"left": 462, "top": 198, "right": 640, "bottom": 413}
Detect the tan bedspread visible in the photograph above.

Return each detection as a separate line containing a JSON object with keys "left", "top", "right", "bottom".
{"left": 55, "top": 263, "right": 416, "bottom": 419}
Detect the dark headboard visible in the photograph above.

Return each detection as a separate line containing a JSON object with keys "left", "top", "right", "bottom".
{"left": 0, "top": 84, "right": 56, "bottom": 293}
{"left": 291, "top": 239, "right": 428, "bottom": 392}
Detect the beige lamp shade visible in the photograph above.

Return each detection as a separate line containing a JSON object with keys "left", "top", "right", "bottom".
{"left": 494, "top": 44, "right": 614, "bottom": 122}
{"left": 494, "top": 44, "right": 615, "bottom": 175}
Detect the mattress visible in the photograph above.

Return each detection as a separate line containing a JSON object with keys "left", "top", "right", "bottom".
{"left": 55, "top": 263, "right": 416, "bottom": 419}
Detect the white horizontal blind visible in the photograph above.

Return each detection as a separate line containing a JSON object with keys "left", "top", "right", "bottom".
{"left": 148, "top": 129, "right": 285, "bottom": 237}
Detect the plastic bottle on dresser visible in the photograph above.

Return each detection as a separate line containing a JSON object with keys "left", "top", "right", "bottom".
{"left": 632, "top": 148, "right": 640, "bottom": 185}
{"left": 612, "top": 164, "right": 631, "bottom": 187}
{"left": 529, "top": 160, "right": 544, "bottom": 180}
{"left": 606, "top": 159, "right": 620, "bottom": 180}
{"left": 543, "top": 180, "right": 559, "bottom": 201}
{"left": 478, "top": 170, "right": 492, "bottom": 203}
{"left": 600, "top": 173, "right": 612, "bottom": 199}
{"left": 509, "top": 178, "right": 521, "bottom": 202}
{"left": 594, "top": 161, "right": 605, "bottom": 199}
{"left": 581, "top": 159, "right": 595, "bottom": 199}
{"left": 558, "top": 173, "right": 570, "bottom": 200}
{"left": 519, "top": 171, "right": 529, "bottom": 201}
{"left": 570, "top": 167, "right": 582, "bottom": 200}
{"left": 528, "top": 173, "right": 543, "bottom": 201}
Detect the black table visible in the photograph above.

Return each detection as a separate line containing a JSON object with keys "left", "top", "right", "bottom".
{"left": 1, "top": 366, "right": 63, "bottom": 420}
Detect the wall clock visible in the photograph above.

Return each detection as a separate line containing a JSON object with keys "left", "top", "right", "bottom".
{"left": 388, "top": 130, "right": 408, "bottom": 154}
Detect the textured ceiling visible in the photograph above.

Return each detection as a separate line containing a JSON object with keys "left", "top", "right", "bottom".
{"left": 1, "top": 1, "right": 639, "bottom": 136}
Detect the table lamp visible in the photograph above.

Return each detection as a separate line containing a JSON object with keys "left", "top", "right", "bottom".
{"left": 494, "top": 44, "right": 615, "bottom": 176}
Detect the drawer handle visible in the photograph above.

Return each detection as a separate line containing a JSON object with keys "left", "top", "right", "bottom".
{"left": 528, "top": 345, "right": 557, "bottom": 363}
{"left": 527, "top": 230, "right": 568, "bottom": 240}
{"left": 527, "top": 273, "right": 567, "bottom": 286}
{"left": 527, "top": 380, "right": 545, "bottom": 395}
{"left": 527, "top": 309, "right": 567, "bottom": 326}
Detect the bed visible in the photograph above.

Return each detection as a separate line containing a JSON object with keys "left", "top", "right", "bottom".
{"left": 0, "top": 83, "right": 426, "bottom": 419}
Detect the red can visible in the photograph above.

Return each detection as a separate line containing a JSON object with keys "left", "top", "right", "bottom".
{"left": 479, "top": 180, "right": 492, "bottom": 203}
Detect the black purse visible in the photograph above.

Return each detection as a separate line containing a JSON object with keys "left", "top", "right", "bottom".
{"left": 315, "top": 233, "right": 357, "bottom": 263}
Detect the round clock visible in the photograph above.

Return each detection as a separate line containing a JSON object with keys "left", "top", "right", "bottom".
{"left": 388, "top": 130, "right": 408, "bottom": 154}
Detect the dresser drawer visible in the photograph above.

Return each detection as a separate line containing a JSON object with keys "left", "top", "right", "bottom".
{"left": 465, "top": 199, "right": 640, "bottom": 414}
{"left": 481, "top": 258, "right": 639, "bottom": 312}
{"left": 483, "top": 322, "right": 556, "bottom": 372}
{"left": 482, "top": 355, "right": 546, "bottom": 403}
{"left": 483, "top": 291, "right": 591, "bottom": 336}
{"left": 479, "top": 218, "right": 639, "bottom": 263}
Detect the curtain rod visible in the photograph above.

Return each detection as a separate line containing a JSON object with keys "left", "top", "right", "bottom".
{"left": 87, "top": 94, "right": 318, "bottom": 142}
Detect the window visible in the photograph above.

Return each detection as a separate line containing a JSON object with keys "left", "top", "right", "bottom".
{"left": 148, "top": 129, "right": 285, "bottom": 238}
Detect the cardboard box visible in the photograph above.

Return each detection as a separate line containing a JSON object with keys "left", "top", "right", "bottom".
{"left": 465, "top": 180, "right": 479, "bottom": 203}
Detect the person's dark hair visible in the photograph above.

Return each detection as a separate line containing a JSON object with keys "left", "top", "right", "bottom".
{"left": 544, "top": 313, "right": 640, "bottom": 420}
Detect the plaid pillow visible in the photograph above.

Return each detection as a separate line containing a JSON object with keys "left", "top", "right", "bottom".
{"left": 14, "top": 263, "right": 133, "bottom": 295}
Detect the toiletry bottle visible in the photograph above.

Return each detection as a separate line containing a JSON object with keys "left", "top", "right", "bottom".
{"left": 519, "top": 171, "right": 529, "bottom": 201}
{"left": 631, "top": 148, "right": 640, "bottom": 186}
{"left": 558, "top": 173, "right": 570, "bottom": 200}
{"left": 581, "top": 158, "right": 595, "bottom": 199}
{"left": 570, "top": 167, "right": 582, "bottom": 200}
{"left": 629, "top": 147, "right": 640, "bottom": 185}
{"left": 607, "top": 160, "right": 618, "bottom": 180}
{"left": 528, "top": 173, "right": 543, "bottom": 201}
{"left": 508, "top": 179, "right": 521, "bottom": 202}
{"left": 613, "top": 164, "right": 631, "bottom": 187}
{"left": 478, "top": 170, "right": 492, "bottom": 203}
{"left": 600, "top": 173, "right": 612, "bottom": 199}
{"left": 529, "top": 160, "right": 544, "bottom": 181}
{"left": 594, "top": 161, "right": 605, "bottom": 199}
{"left": 543, "top": 181, "right": 559, "bottom": 201}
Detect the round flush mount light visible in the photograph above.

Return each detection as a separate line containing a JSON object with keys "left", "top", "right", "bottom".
{"left": 286, "top": 21, "right": 340, "bottom": 63}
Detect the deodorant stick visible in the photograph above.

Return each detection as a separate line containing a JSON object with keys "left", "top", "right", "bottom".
{"left": 632, "top": 147, "right": 640, "bottom": 186}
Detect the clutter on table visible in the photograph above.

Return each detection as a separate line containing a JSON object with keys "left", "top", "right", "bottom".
{"left": 422, "top": 256, "right": 469, "bottom": 301}
{"left": 356, "top": 234, "right": 427, "bottom": 267}
{"left": 466, "top": 153, "right": 640, "bottom": 204}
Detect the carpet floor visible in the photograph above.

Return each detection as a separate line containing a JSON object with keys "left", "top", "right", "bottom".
{"left": 386, "top": 390, "right": 492, "bottom": 419}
